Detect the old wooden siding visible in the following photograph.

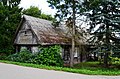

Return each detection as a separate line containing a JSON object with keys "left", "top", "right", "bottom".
{"left": 14, "top": 21, "right": 37, "bottom": 44}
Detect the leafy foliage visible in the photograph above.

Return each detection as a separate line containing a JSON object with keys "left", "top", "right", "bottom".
{"left": 22, "top": 6, "right": 41, "bottom": 18}
{"left": 33, "top": 45, "right": 63, "bottom": 66}
{"left": 111, "top": 57, "right": 120, "bottom": 64}
{"left": 0, "top": 53, "right": 7, "bottom": 60}
{"left": 7, "top": 45, "right": 63, "bottom": 67}
{"left": 22, "top": 6, "right": 55, "bottom": 21}
{"left": 0, "top": 0, "right": 22, "bottom": 54}
{"left": 40, "top": 13, "right": 55, "bottom": 21}
{"left": 7, "top": 49, "right": 33, "bottom": 63}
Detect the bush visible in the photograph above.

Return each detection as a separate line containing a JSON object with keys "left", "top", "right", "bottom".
{"left": 32, "top": 45, "right": 63, "bottom": 67}
{"left": 0, "top": 53, "right": 7, "bottom": 60}
{"left": 111, "top": 57, "right": 120, "bottom": 64}
{"left": 7, "top": 45, "right": 63, "bottom": 67}
{"left": 7, "top": 49, "right": 33, "bottom": 63}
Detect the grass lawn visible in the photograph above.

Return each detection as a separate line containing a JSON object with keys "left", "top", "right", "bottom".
{"left": 0, "top": 60, "right": 120, "bottom": 75}
{"left": 74, "top": 61, "right": 120, "bottom": 75}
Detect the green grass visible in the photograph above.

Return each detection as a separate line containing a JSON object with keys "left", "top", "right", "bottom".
{"left": 0, "top": 60, "right": 120, "bottom": 75}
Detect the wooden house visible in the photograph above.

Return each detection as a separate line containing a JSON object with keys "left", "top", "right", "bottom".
{"left": 14, "top": 15, "right": 86, "bottom": 64}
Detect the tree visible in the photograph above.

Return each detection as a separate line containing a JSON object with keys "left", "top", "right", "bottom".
{"left": 47, "top": 0, "right": 85, "bottom": 67}
{"left": 0, "top": 0, "right": 22, "bottom": 55}
{"left": 84, "top": 0, "right": 120, "bottom": 67}
{"left": 22, "top": 6, "right": 41, "bottom": 18}
{"left": 22, "top": 6, "right": 55, "bottom": 21}
{"left": 40, "top": 13, "right": 55, "bottom": 21}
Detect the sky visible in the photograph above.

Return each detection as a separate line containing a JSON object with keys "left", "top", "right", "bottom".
{"left": 19, "top": 0, "right": 87, "bottom": 29}
{"left": 19, "top": 0, "right": 56, "bottom": 16}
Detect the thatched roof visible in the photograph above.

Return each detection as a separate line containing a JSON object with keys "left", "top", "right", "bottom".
{"left": 19, "top": 15, "right": 71, "bottom": 45}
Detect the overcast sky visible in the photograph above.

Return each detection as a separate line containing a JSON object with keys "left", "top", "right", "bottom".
{"left": 19, "top": 0, "right": 88, "bottom": 29}
{"left": 19, "top": 0, "right": 56, "bottom": 16}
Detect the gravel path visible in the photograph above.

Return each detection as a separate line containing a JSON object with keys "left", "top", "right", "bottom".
{"left": 0, "top": 63, "right": 120, "bottom": 79}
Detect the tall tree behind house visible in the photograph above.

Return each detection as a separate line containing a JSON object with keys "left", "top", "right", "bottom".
{"left": 0, "top": 0, "right": 22, "bottom": 54}
{"left": 83, "top": 0, "right": 120, "bottom": 67}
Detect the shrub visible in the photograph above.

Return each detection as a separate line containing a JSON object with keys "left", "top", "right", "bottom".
{"left": 111, "top": 57, "right": 120, "bottom": 64}
{"left": 7, "top": 45, "right": 63, "bottom": 67}
{"left": 0, "top": 53, "right": 7, "bottom": 60}
{"left": 33, "top": 45, "right": 63, "bottom": 67}
{"left": 7, "top": 49, "right": 33, "bottom": 63}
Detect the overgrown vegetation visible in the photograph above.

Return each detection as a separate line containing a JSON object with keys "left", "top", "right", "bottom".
{"left": 7, "top": 49, "right": 33, "bottom": 63}
{"left": 0, "top": 0, "right": 22, "bottom": 55}
{"left": 7, "top": 45, "right": 63, "bottom": 67}
{"left": 33, "top": 45, "right": 63, "bottom": 66}
{"left": 0, "top": 53, "right": 7, "bottom": 60}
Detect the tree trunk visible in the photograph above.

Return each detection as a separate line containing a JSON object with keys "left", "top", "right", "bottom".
{"left": 94, "top": 52, "right": 96, "bottom": 60}
{"left": 80, "top": 52, "right": 83, "bottom": 62}
{"left": 70, "top": 0, "right": 76, "bottom": 67}
{"left": 104, "top": 52, "right": 108, "bottom": 67}
{"left": 104, "top": 24, "right": 109, "bottom": 67}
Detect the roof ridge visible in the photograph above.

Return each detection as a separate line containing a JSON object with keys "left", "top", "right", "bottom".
{"left": 23, "top": 14, "right": 52, "bottom": 22}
